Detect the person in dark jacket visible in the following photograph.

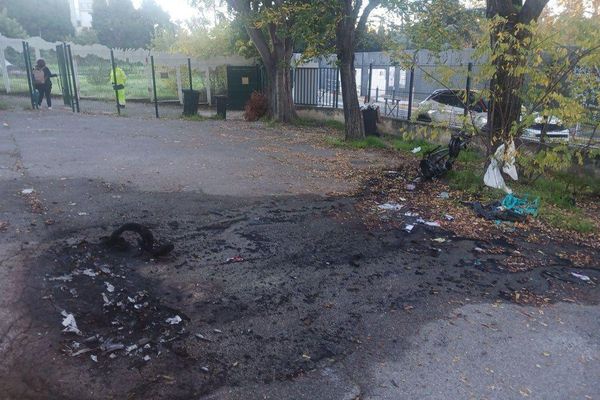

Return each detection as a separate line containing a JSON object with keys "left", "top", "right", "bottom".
{"left": 32, "top": 59, "right": 57, "bottom": 109}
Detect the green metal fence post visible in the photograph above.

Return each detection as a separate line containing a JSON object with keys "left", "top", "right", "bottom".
{"left": 187, "top": 58, "right": 193, "bottom": 91}
{"left": 367, "top": 63, "right": 373, "bottom": 103}
{"left": 110, "top": 49, "right": 120, "bottom": 116}
{"left": 56, "top": 44, "right": 72, "bottom": 107}
{"left": 334, "top": 68, "right": 340, "bottom": 109}
{"left": 407, "top": 66, "right": 415, "bottom": 121}
{"left": 66, "top": 44, "right": 80, "bottom": 113}
{"left": 151, "top": 55, "right": 159, "bottom": 118}
{"left": 22, "top": 41, "right": 35, "bottom": 109}
{"left": 63, "top": 43, "right": 75, "bottom": 112}
{"left": 464, "top": 62, "right": 473, "bottom": 117}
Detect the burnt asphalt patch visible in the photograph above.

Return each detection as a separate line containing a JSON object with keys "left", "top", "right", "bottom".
{"left": 2, "top": 177, "right": 598, "bottom": 399}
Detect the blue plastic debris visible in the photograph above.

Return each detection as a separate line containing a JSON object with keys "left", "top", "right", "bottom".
{"left": 501, "top": 194, "right": 540, "bottom": 217}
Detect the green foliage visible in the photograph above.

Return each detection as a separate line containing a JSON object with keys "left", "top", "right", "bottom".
{"left": 152, "top": 19, "right": 245, "bottom": 58}
{"left": 292, "top": 117, "right": 345, "bottom": 131}
{"left": 325, "top": 135, "right": 388, "bottom": 149}
{"left": 390, "top": 0, "right": 484, "bottom": 56}
{"left": 447, "top": 169, "right": 486, "bottom": 193}
{"left": 93, "top": 0, "right": 173, "bottom": 49}
{"left": 392, "top": 137, "right": 437, "bottom": 154}
{"left": 541, "top": 208, "right": 596, "bottom": 233}
{"left": 72, "top": 28, "right": 99, "bottom": 45}
{"left": 0, "top": 8, "right": 27, "bottom": 38}
{"left": 3, "top": 0, "right": 74, "bottom": 41}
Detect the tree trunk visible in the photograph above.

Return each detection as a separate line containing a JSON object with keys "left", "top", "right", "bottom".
{"left": 270, "top": 44, "right": 296, "bottom": 123}
{"left": 486, "top": 0, "right": 549, "bottom": 149}
{"left": 338, "top": 49, "right": 364, "bottom": 140}
{"left": 336, "top": 0, "right": 366, "bottom": 140}
{"left": 243, "top": 18, "right": 296, "bottom": 123}
{"left": 487, "top": 17, "right": 527, "bottom": 148}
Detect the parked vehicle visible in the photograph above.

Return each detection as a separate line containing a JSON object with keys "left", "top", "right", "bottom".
{"left": 416, "top": 89, "right": 570, "bottom": 139}
{"left": 522, "top": 115, "right": 570, "bottom": 139}
{"left": 416, "top": 89, "right": 488, "bottom": 129}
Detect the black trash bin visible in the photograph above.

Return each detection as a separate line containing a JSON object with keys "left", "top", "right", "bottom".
{"left": 182, "top": 89, "right": 200, "bottom": 116}
{"left": 362, "top": 106, "right": 379, "bottom": 136}
{"left": 214, "top": 95, "right": 227, "bottom": 119}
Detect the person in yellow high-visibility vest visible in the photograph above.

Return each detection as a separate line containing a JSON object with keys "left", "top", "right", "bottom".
{"left": 109, "top": 67, "right": 127, "bottom": 108}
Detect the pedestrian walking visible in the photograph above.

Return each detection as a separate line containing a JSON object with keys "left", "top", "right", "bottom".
{"left": 33, "top": 59, "right": 56, "bottom": 109}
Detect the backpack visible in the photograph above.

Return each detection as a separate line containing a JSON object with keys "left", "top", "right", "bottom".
{"left": 33, "top": 69, "right": 46, "bottom": 85}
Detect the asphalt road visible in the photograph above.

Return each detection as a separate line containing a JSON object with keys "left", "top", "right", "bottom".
{"left": 0, "top": 107, "right": 598, "bottom": 400}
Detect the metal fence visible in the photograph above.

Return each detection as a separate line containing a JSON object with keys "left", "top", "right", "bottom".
{"left": 0, "top": 34, "right": 252, "bottom": 118}
{"left": 292, "top": 61, "right": 481, "bottom": 122}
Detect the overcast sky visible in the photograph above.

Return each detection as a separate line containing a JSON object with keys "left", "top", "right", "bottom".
{"left": 133, "top": 0, "right": 562, "bottom": 25}
{"left": 131, "top": 0, "right": 202, "bottom": 22}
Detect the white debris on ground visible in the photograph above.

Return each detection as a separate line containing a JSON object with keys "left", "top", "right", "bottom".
{"left": 61, "top": 311, "right": 81, "bottom": 335}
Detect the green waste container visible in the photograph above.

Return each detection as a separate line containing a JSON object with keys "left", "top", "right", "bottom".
{"left": 182, "top": 89, "right": 200, "bottom": 116}
{"left": 215, "top": 95, "right": 227, "bottom": 119}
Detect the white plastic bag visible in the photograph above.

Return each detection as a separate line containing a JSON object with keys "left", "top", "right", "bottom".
{"left": 484, "top": 142, "right": 518, "bottom": 193}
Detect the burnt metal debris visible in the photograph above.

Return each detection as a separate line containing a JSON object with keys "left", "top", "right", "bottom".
{"left": 420, "top": 131, "right": 471, "bottom": 180}
{"left": 102, "top": 222, "right": 174, "bottom": 257}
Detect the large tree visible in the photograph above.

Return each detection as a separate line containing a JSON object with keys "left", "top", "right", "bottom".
{"left": 216, "top": 0, "right": 298, "bottom": 122}
{"left": 4, "top": 0, "right": 74, "bottom": 41}
{"left": 0, "top": 8, "right": 27, "bottom": 38}
{"left": 485, "top": 0, "right": 549, "bottom": 148}
{"left": 298, "top": 1, "right": 393, "bottom": 139}
{"left": 93, "top": 0, "right": 172, "bottom": 49}
{"left": 334, "top": 1, "right": 383, "bottom": 139}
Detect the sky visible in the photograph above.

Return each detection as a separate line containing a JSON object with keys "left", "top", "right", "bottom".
{"left": 132, "top": 0, "right": 202, "bottom": 22}
{"left": 133, "top": 0, "right": 564, "bottom": 25}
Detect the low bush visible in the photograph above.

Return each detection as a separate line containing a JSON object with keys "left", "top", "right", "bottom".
{"left": 244, "top": 91, "right": 269, "bottom": 121}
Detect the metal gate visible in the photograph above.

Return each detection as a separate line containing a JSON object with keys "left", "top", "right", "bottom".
{"left": 226, "top": 65, "right": 262, "bottom": 110}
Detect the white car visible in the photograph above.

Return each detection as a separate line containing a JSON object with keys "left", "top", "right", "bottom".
{"left": 522, "top": 115, "right": 570, "bottom": 139}
{"left": 416, "top": 89, "right": 570, "bottom": 139}
{"left": 416, "top": 89, "right": 488, "bottom": 129}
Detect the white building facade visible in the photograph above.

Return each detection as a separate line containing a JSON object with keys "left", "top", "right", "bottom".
{"left": 69, "top": 0, "right": 94, "bottom": 31}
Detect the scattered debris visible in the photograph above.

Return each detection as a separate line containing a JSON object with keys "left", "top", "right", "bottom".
{"left": 105, "top": 282, "right": 115, "bottom": 293}
{"left": 411, "top": 146, "right": 422, "bottom": 154}
{"left": 48, "top": 274, "right": 74, "bottom": 282}
{"left": 420, "top": 131, "right": 470, "bottom": 179}
{"left": 444, "top": 214, "right": 454, "bottom": 221}
{"left": 438, "top": 191, "right": 450, "bottom": 199}
{"left": 406, "top": 183, "right": 416, "bottom": 191}
{"left": 570, "top": 272, "right": 591, "bottom": 282}
{"left": 226, "top": 255, "right": 245, "bottom": 263}
{"left": 166, "top": 315, "right": 183, "bottom": 325}
{"left": 90, "top": 355, "right": 98, "bottom": 362}
{"left": 424, "top": 221, "right": 441, "bottom": 227}
{"left": 377, "top": 202, "right": 403, "bottom": 211}
{"left": 81, "top": 269, "right": 97, "bottom": 277}
{"left": 404, "top": 224, "right": 415, "bottom": 232}
{"left": 432, "top": 238, "right": 446, "bottom": 243}
{"left": 21, "top": 188, "right": 34, "bottom": 195}
{"left": 195, "top": 333, "right": 212, "bottom": 342}
{"left": 61, "top": 311, "right": 81, "bottom": 335}
{"left": 78, "top": 212, "right": 88, "bottom": 216}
